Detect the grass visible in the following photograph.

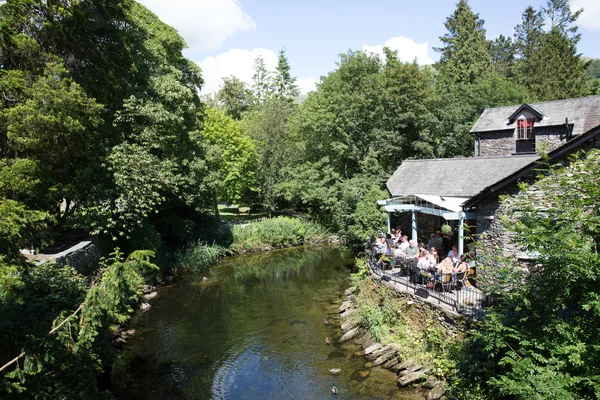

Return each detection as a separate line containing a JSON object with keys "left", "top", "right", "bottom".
{"left": 230, "top": 216, "right": 333, "bottom": 253}
{"left": 217, "top": 204, "right": 268, "bottom": 222}
{"left": 350, "top": 264, "right": 462, "bottom": 378}
{"left": 173, "top": 242, "right": 224, "bottom": 274}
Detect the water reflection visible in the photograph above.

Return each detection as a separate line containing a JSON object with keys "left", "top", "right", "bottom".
{"left": 110, "top": 246, "right": 424, "bottom": 400}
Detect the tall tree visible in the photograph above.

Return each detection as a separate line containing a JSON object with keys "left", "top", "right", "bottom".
{"left": 514, "top": 2, "right": 588, "bottom": 101}
{"left": 434, "top": 0, "right": 493, "bottom": 86}
{"left": 489, "top": 34, "right": 516, "bottom": 78}
{"left": 273, "top": 49, "right": 300, "bottom": 101}
{"left": 251, "top": 55, "right": 272, "bottom": 105}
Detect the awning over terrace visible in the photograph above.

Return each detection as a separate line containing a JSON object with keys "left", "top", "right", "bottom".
{"left": 377, "top": 195, "right": 476, "bottom": 256}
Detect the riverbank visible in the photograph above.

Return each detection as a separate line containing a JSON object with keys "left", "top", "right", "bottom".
{"left": 109, "top": 245, "right": 421, "bottom": 399}
{"left": 334, "top": 256, "right": 469, "bottom": 399}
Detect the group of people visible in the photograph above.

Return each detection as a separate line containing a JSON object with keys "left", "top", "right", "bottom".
{"left": 371, "top": 228, "right": 473, "bottom": 287}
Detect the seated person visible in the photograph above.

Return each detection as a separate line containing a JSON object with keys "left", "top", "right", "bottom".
{"left": 417, "top": 250, "right": 432, "bottom": 269}
{"left": 398, "top": 235, "right": 409, "bottom": 251}
{"left": 394, "top": 244, "right": 406, "bottom": 259}
{"left": 448, "top": 245, "right": 460, "bottom": 263}
{"left": 404, "top": 240, "right": 419, "bottom": 259}
{"left": 374, "top": 235, "right": 386, "bottom": 253}
{"left": 429, "top": 248, "right": 439, "bottom": 265}
{"left": 437, "top": 257, "right": 454, "bottom": 275}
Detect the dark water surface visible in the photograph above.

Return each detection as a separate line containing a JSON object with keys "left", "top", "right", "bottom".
{"left": 110, "top": 246, "right": 424, "bottom": 399}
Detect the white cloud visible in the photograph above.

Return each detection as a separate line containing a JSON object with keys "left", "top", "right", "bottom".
{"left": 198, "top": 48, "right": 278, "bottom": 94}
{"left": 363, "top": 36, "right": 434, "bottom": 65}
{"left": 297, "top": 77, "right": 317, "bottom": 94}
{"left": 137, "top": 0, "right": 256, "bottom": 51}
{"left": 572, "top": 0, "right": 600, "bottom": 31}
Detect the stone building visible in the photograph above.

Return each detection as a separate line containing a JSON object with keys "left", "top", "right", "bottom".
{"left": 380, "top": 96, "right": 600, "bottom": 258}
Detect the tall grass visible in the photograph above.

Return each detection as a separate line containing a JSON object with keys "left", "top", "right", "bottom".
{"left": 174, "top": 242, "right": 224, "bottom": 274}
{"left": 230, "top": 217, "right": 333, "bottom": 252}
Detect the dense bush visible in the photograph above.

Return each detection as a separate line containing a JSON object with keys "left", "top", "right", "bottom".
{"left": 230, "top": 216, "right": 332, "bottom": 252}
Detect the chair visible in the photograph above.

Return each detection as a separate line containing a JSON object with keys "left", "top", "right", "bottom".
{"left": 434, "top": 273, "right": 453, "bottom": 292}
{"left": 456, "top": 267, "right": 475, "bottom": 289}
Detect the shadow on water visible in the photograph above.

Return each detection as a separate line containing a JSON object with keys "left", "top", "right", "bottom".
{"left": 110, "top": 245, "right": 425, "bottom": 400}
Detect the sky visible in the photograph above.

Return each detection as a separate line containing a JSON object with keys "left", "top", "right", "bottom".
{"left": 137, "top": 0, "right": 600, "bottom": 95}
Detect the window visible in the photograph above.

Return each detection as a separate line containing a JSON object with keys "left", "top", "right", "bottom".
{"left": 516, "top": 118, "right": 535, "bottom": 140}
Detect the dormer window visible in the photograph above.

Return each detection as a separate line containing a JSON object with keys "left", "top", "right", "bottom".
{"left": 515, "top": 117, "right": 536, "bottom": 153}
{"left": 516, "top": 118, "right": 535, "bottom": 140}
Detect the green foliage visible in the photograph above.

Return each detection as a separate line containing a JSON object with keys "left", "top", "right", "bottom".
{"left": 174, "top": 242, "right": 224, "bottom": 274}
{"left": 216, "top": 76, "right": 253, "bottom": 120}
{"left": 348, "top": 186, "right": 388, "bottom": 242}
{"left": 451, "top": 150, "right": 600, "bottom": 399}
{"left": 199, "top": 107, "right": 258, "bottom": 206}
{"left": 230, "top": 217, "right": 332, "bottom": 253}
{"left": 513, "top": 2, "right": 589, "bottom": 101}
{"left": 0, "top": 249, "right": 158, "bottom": 398}
{"left": 435, "top": 0, "right": 493, "bottom": 86}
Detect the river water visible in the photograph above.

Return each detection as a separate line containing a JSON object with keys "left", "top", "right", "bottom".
{"left": 110, "top": 245, "right": 424, "bottom": 399}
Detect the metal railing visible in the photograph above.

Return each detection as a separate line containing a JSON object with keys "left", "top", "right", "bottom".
{"left": 368, "top": 252, "right": 490, "bottom": 319}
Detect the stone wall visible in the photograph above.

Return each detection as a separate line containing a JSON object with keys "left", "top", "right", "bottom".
{"left": 478, "top": 126, "right": 569, "bottom": 157}
{"left": 51, "top": 239, "right": 105, "bottom": 275}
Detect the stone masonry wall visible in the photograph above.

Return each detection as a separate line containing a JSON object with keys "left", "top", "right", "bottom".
{"left": 478, "top": 126, "right": 570, "bottom": 157}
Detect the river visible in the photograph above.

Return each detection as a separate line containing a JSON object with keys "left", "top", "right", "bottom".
{"left": 109, "top": 245, "right": 424, "bottom": 399}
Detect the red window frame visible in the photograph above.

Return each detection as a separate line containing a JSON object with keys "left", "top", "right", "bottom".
{"left": 516, "top": 118, "right": 535, "bottom": 140}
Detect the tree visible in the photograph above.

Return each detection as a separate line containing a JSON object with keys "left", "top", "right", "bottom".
{"left": 513, "top": 2, "right": 588, "bottom": 101}
{"left": 489, "top": 34, "right": 516, "bottom": 78}
{"left": 198, "top": 107, "right": 257, "bottom": 208}
{"left": 434, "top": 1, "right": 522, "bottom": 157}
{"left": 451, "top": 150, "right": 600, "bottom": 399}
{"left": 434, "top": 0, "right": 493, "bottom": 86}
{"left": 244, "top": 97, "right": 296, "bottom": 215}
{"left": 215, "top": 76, "right": 252, "bottom": 120}
{"left": 273, "top": 49, "right": 300, "bottom": 101}
{"left": 251, "top": 55, "right": 273, "bottom": 106}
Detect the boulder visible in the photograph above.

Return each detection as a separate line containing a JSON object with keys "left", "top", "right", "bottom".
{"left": 344, "top": 288, "right": 355, "bottom": 296}
{"left": 142, "top": 285, "right": 154, "bottom": 294}
{"left": 340, "top": 327, "right": 360, "bottom": 342}
{"left": 383, "top": 356, "right": 400, "bottom": 370}
{"left": 371, "top": 347, "right": 398, "bottom": 367}
{"left": 365, "top": 346, "right": 389, "bottom": 361}
{"left": 427, "top": 382, "right": 447, "bottom": 400}
{"left": 340, "top": 308, "right": 356, "bottom": 320}
{"left": 397, "top": 370, "right": 427, "bottom": 387}
{"left": 338, "top": 301, "right": 353, "bottom": 313}
{"left": 341, "top": 320, "right": 358, "bottom": 333}
{"left": 140, "top": 302, "right": 151, "bottom": 312}
{"left": 363, "top": 343, "right": 382, "bottom": 356}
{"left": 424, "top": 376, "right": 438, "bottom": 389}
{"left": 144, "top": 291, "right": 158, "bottom": 300}
{"left": 397, "top": 359, "right": 419, "bottom": 373}
{"left": 355, "top": 332, "right": 374, "bottom": 348}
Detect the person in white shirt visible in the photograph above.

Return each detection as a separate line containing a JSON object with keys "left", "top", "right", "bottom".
{"left": 448, "top": 245, "right": 460, "bottom": 263}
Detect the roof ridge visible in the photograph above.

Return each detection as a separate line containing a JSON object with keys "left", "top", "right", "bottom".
{"left": 401, "top": 154, "right": 538, "bottom": 163}
{"left": 480, "top": 95, "right": 600, "bottom": 113}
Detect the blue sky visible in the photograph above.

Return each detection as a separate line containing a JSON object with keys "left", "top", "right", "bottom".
{"left": 138, "top": 0, "right": 600, "bottom": 94}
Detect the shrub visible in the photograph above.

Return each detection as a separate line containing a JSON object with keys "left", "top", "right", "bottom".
{"left": 174, "top": 242, "right": 224, "bottom": 274}
{"left": 230, "top": 216, "right": 332, "bottom": 252}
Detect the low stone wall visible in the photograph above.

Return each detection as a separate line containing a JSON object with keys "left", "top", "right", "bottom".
{"left": 37, "top": 239, "right": 104, "bottom": 275}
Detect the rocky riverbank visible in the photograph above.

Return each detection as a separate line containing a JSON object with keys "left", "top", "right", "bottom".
{"left": 337, "top": 273, "right": 469, "bottom": 400}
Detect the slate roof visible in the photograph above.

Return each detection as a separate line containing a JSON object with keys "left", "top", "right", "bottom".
{"left": 470, "top": 96, "right": 600, "bottom": 136}
{"left": 386, "top": 155, "right": 540, "bottom": 198}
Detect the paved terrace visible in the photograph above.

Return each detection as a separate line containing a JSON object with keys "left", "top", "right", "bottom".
{"left": 367, "top": 256, "right": 489, "bottom": 320}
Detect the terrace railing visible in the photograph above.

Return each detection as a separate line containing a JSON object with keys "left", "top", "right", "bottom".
{"left": 367, "top": 253, "right": 491, "bottom": 319}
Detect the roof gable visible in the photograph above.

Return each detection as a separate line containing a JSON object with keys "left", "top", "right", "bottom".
{"left": 507, "top": 103, "right": 544, "bottom": 123}
{"left": 470, "top": 96, "right": 600, "bottom": 136}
